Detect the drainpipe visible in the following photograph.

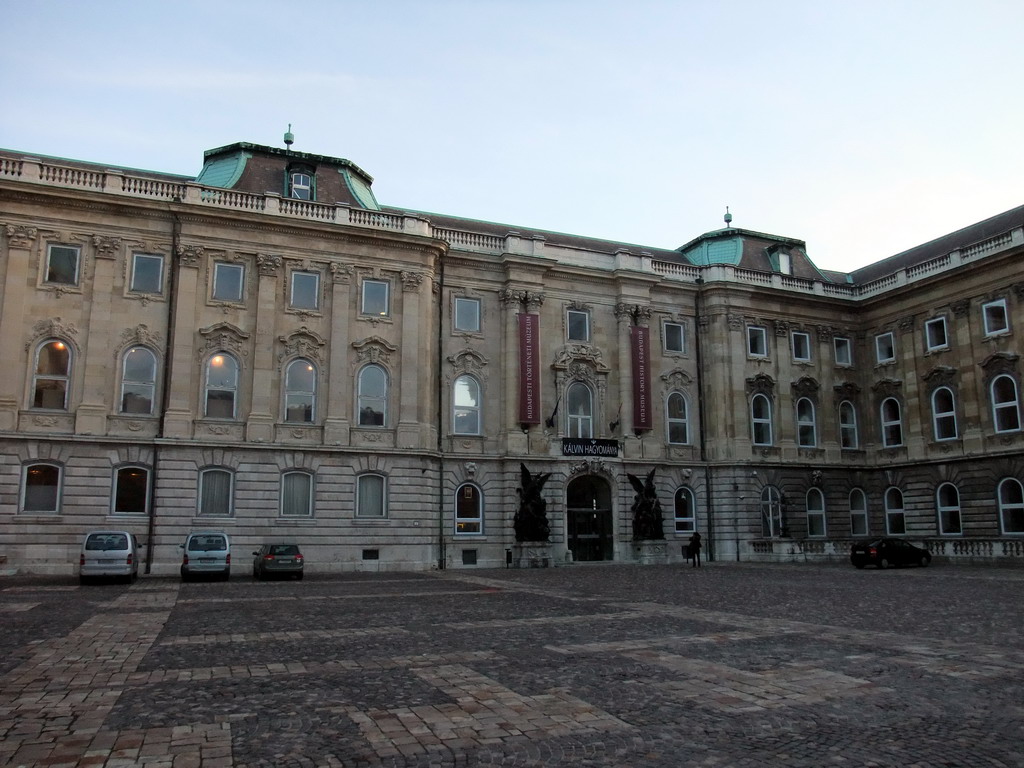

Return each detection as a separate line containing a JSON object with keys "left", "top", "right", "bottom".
{"left": 693, "top": 275, "right": 715, "bottom": 561}
{"left": 435, "top": 247, "right": 446, "bottom": 570}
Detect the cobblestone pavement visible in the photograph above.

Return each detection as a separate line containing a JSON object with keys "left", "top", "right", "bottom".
{"left": 1, "top": 562, "right": 1022, "bottom": 767}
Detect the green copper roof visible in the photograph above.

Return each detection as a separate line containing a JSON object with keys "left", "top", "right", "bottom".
{"left": 342, "top": 169, "right": 380, "bottom": 211}
{"left": 195, "top": 151, "right": 250, "bottom": 188}
{"left": 681, "top": 235, "right": 742, "bottom": 266}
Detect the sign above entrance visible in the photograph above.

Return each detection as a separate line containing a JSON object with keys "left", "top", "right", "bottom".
{"left": 561, "top": 438, "right": 619, "bottom": 457}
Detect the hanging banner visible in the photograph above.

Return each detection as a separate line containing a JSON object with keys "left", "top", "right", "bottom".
{"left": 518, "top": 313, "right": 541, "bottom": 424}
{"left": 631, "top": 325, "right": 652, "bottom": 430}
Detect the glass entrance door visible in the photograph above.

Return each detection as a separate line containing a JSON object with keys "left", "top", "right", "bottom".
{"left": 566, "top": 476, "right": 613, "bottom": 562}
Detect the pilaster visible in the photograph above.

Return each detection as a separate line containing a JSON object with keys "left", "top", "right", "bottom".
{"left": 245, "top": 253, "right": 281, "bottom": 442}
{"left": 324, "top": 262, "right": 353, "bottom": 445}
{"left": 162, "top": 245, "right": 202, "bottom": 438}
{"left": 0, "top": 226, "right": 37, "bottom": 429}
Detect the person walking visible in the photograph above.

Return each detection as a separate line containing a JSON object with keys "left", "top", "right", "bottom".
{"left": 688, "top": 531, "right": 702, "bottom": 568}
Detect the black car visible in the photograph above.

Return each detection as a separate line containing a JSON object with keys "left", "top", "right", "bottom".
{"left": 252, "top": 543, "right": 304, "bottom": 580}
{"left": 850, "top": 537, "right": 932, "bottom": 569}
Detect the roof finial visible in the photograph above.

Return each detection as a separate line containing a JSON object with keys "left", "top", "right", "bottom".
{"left": 283, "top": 124, "right": 294, "bottom": 148}
{"left": 724, "top": 206, "right": 733, "bottom": 228}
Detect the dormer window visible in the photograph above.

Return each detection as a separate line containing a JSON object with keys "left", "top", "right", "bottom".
{"left": 287, "top": 166, "right": 315, "bottom": 200}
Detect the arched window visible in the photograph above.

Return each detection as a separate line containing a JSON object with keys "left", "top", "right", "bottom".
{"left": 884, "top": 487, "right": 905, "bottom": 535}
{"left": 931, "top": 387, "right": 957, "bottom": 441}
{"left": 357, "top": 365, "right": 387, "bottom": 427}
{"left": 455, "top": 483, "right": 483, "bottom": 534}
{"left": 33, "top": 339, "right": 71, "bottom": 410}
{"left": 936, "top": 483, "right": 961, "bottom": 535}
{"left": 453, "top": 375, "right": 481, "bottom": 435}
{"left": 199, "top": 468, "right": 233, "bottom": 517}
{"left": 281, "top": 471, "right": 313, "bottom": 517}
{"left": 881, "top": 398, "right": 903, "bottom": 447}
{"left": 839, "top": 401, "right": 859, "bottom": 449}
{"left": 849, "top": 488, "right": 868, "bottom": 536}
{"left": 998, "top": 478, "right": 1024, "bottom": 534}
{"left": 284, "top": 359, "right": 316, "bottom": 423}
{"left": 674, "top": 487, "right": 696, "bottom": 533}
{"left": 22, "top": 463, "right": 61, "bottom": 513}
{"left": 667, "top": 393, "right": 689, "bottom": 445}
{"left": 113, "top": 466, "right": 149, "bottom": 515}
{"left": 751, "top": 394, "right": 773, "bottom": 446}
{"left": 796, "top": 398, "right": 816, "bottom": 448}
{"left": 806, "top": 488, "right": 826, "bottom": 537}
{"left": 566, "top": 382, "right": 593, "bottom": 438}
{"left": 356, "top": 473, "right": 386, "bottom": 518}
{"left": 991, "top": 375, "right": 1021, "bottom": 433}
{"left": 121, "top": 346, "right": 157, "bottom": 415}
{"left": 205, "top": 353, "right": 239, "bottom": 419}
{"left": 760, "top": 486, "right": 783, "bottom": 538}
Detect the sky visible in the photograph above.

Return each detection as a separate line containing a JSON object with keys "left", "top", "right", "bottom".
{"left": 2, "top": 0, "right": 1022, "bottom": 273}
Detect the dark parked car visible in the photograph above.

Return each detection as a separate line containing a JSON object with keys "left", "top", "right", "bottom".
{"left": 252, "top": 543, "right": 304, "bottom": 580}
{"left": 850, "top": 537, "right": 932, "bottom": 569}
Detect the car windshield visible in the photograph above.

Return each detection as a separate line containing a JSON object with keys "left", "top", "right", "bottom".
{"left": 191, "top": 536, "right": 226, "bottom": 551}
{"left": 269, "top": 545, "right": 298, "bottom": 556}
{"left": 86, "top": 534, "right": 128, "bottom": 551}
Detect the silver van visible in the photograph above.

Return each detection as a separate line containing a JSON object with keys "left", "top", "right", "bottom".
{"left": 180, "top": 531, "right": 231, "bottom": 581}
{"left": 79, "top": 530, "right": 141, "bottom": 584}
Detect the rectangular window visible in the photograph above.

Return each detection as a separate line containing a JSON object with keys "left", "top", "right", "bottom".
{"left": 290, "top": 172, "right": 312, "bottom": 200}
{"left": 46, "top": 245, "right": 81, "bottom": 285}
{"left": 198, "top": 469, "right": 233, "bottom": 517}
{"left": 130, "top": 253, "right": 164, "bottom": 294}
{"left": 747, "top": 326, "right": 768, "bottom": 357}
{"left": 281, "top": 472, "right": 313, "bottom": 517}
{"left": 455, "top": 484, "right": 482, "bottom": 534}
{"left": 22, "top": 464, "right": 61, "bottom": 513}
{"left": 454, "top": 297, "right": 481, "bottom": 332}
{"left": 356, "top": 474, "right": 386, "bottom": 518}
{"left": 567, "top": 309, "right": 589, "bottom": 341}
{"left": 834, "top": 337, "right": 852, "bottom": 366}
{"left": 664, "top": 322, "right": 685, "bottom": 353}
{"left": 362, "top": 280, "right": 390, "bottom": 316}
{"left": 925, "top": 316, "right": 948, "bottom": 351}
{"left": 461, "top": 549, "right": 478, "bottom": 566}
{"left": 875, "top": 332, "right": 895, "bottom": 363}
{"left": 113, "top": 467, "right": 149, "bottom": 515}
{"left": 983, "top": 300, "right": 1009, "bottom": 337}
{"left": 290, "top": 271, "right": 320, "bottom": 310}
{"left": 213, "top": 262, "right": 244, "bottom": 302}
{"left": 791, "top": 331, "right": 811, "bottom": 362}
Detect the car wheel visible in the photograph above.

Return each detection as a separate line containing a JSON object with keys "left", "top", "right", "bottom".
{"left": 878, "top": 558, "right": 889, "bottom": 570}
{"left": 920, "top": 555, "right": 931, "bottom": 567}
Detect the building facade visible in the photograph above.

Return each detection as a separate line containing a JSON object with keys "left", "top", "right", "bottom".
{"left": 0, "top": 141, "right": 1022, "bottom": 575}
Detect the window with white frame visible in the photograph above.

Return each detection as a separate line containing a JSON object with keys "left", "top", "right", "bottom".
{"left": 664, "top": 322, "right": 685, "bottom": 353}
{"left": 924, "top": 316, "right": 949, "bottom": 352}
{"left": 46, "top": 244, "right": 80, "bottom": 285}
{"left": 849, "top": 488, "right": 869, "bottom": 536}
{"left": 281, "top": 471, "right": 313, "bottom": 517}
{"left": 566, "top": 382, "right": 593, "bottom": 438}
{"left": 760, "top": 486, "right": 783, "bottom": 538}
{"left": 130, "top": 253, "right": 163, "bottom": 294}
{"left": 33, "top": 339, "right": 71, "bottom": 410}
{"left": 198, "top": 468, "right": 233, "bottom": 517}
{"left": 982, "top": 300, "right": 1009, "bottom": 337}
{"left": 751, "top": 393, "right": 773, "bottom": 446}
{"left": 875, "top": 332, "right": 895, "bottom": 363}
{"left": 998, "top": 478, "right": 1024, "bottom": 534}
{"left": 674, "top": 487, "right": 696, "bottom": 533}
{"left": 936, "top": 483, "right": 961, "bottom": 535}
{"left": 290, "top": 271, "right": 320, "bottom": 310}
{"left": 357, "top": 364, "right": 387, "bottom": 426}
{"left": 666, "top": 392, "right": 690, "bottom": 445}
{"left": 453, "top": 375, "right": 481, "bottom": 435}
{"left": 121, "top": 346, "right": 157, "bottom": 415}
{"left": 991, "top": 375, "right": 1021, "bottom": 433}
{"left": 839, "top": 401, "right": 859, "bottom": 449}
{"left": 288, "top": 169, "right": 314, "bottom": 200}
{"left": 796, "top": 398, "right": 816, "bottom": 448}
{"left": 204, "top": 353, "right": 239, "bottom": 419}
{"left": 212, "top": 262, "right": 244, "bottom": 302}
{"left": 931, "top": 387, "right": 957, "bottom": 441}
{"left": 454, "top": 297, "right": 481, "bottom": 332}
{"left": 834, "top": 336, "right": 852, "bottom": 367}
{"left": 113, "top": 466, "right": 149, "bottom": 515}
{"left": 884, "top": 487, "right": 905, "bottom": 535}
{"left": 881, "top": 398, "right": 903, "bottom": 447}
{"left": 22, "top": 463, "right": 61, "bottom": 513}
{"left": 455, "top": 483, "right": 482, "bottom": 534}
{"left": 356, "top": 473, "right": 386, "bottom": 518}
{"left": 284, "top": 359, "right": 316, "bottom": 423}
{"left": 567, "top": 309, "right": 590, "bottom": 342}
{"left": 806, "top": 488, "right": 826, "bottom": 537}
{"left": 361, "top": 279, "right": 389, "bottom": 316}
{"left": 747, "top": 326, "right": 768, "bottom": 357}
{"left": 792, "top": 331, "right": 811, "bottom": 362}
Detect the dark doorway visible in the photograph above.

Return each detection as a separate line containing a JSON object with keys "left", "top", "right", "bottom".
{"left": 566, "top": 475, "right": 613, "bottom": 562}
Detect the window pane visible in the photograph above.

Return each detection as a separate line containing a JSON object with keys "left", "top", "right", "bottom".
{"left": 131, "top": 254, "right": 163, "bottom": 293}
{"left": 24, "top": 465, "right": 59, "bottom": 512}
{"left": 357, "top": 475, "right": 385, "bottom": 517}
{"left": 358, "top": 365, "right": 387, "bottom": 426}
{"left": 291, "top": 272, "right": 319, "bottom": 309}
{"left": 282, "top": 472, "right": 312, "bottom": 517}
{"left": 206, "top": 355, "right": 238, "bottom": 418}
{"left": 454, "top": 298, "right": 481, "bottom": 332}
{"left": 453, "top": 376, "right": 480, "bottom": 435}
{"left": 213, "top": 263, "right": 244, "bottom": 301}
{"left": 455, "top": 484, "right": 482, "bottom": 533}
{"left": 114, "top": 467, "right": 148, "bottom": 514}
{"left": 37, "top": 341, "right": 70, "bottom": 375}
{"left": 834, "top": 337, "right": 852, "bottom": 366}
{"left": 567, "top": 311, "right": 589, "bottom": 341}
{"left": 285, "top": 360, "right": 316, "bottom": 422}
{"left": 47, "top": 246, "right": 80, "bottom": 284}
{"left": 122, "top": 347, "right": 156, "bottom": 414}
{"left": 665, "top": 323, "right": 684, "bottom": 353}
{"left": 674, "top": 488, "right": 695, "bottom": 533}
{"left": 983, "top": 302, "right": 1008, "bottom": 335}
{"left": 199, "top": 470, "right": 231, "bottom": 516}
{"left": 362, "top": 280, "right": 389, "bottom": 316}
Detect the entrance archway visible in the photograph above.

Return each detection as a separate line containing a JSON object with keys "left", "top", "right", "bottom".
{"left": 566, "top": 475, "right": 613, "bottom": 562}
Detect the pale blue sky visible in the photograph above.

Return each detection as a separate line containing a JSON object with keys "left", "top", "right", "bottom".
{"left": 2, "top": 1, "right": 1021, "bottom": 272}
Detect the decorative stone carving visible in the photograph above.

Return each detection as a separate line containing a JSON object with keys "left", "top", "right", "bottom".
{"left": 400, "top": 271, "right": 425, "bottom": 291}
{"left": 727, "top": 314, "right": 744, "bottom": 331}
{"left": 199, "top": 322, "right": 250, "bottom": 357}
{"left": 773, "top": 320, "right": 790, "bottom": 336}
{"left": 745, "top": 372, "right": 775, "bottom": 396}
{"left": 791, "top": 376, "right": 820, "bottom": 397}
{"left": 256, "top": 253, "right": 282, "bottom": 276}
{"left": 951, "top": 300, "right": 970, "bottom": 318}
{"left": 815, "top": 325, "right": 835, "bottom": 343}
{"left": 499, "top": 288, "right": 526, "bottom": 306}
{"left": 278, "top": 327, "right": 326, "bottom": 364}
{"left": 661, "top": 369, "right": 693, "bottom": 391}
{"left": 552, "top": 344, "right": 609, "bottom": 373}
{"left": 92, "top": 235, "right": 121, "bottom": 259}
{"left": 515, "top": 463, "right": 551, "bottom": 542}
{"left": 176, "top": 244, "right": 204, "bottom": 268}
{"left": 871, "top": 378, "right": 903, "bottom": 397}
{"left": 629, "top": 468, "right": 665, "bottom": 541}
{"left": 30, "top": 317, "right": 79, "bottom": 345}
{"left": 119, "top": 324, "right": 164, "bottom": 351}
{"left": 352, "top": 335, "right": 398, "bottom": 366}
{"left": 898, "top": 316, "right": 915, "bottom": 334}
{"left": 330, "top": 262, "right": 354, "bottom": 284}
{"left": 447, "top": 348, "right": 489, "bottom": 381}
{"left": 524, "top": 291, "right": 545, "bottom": 312}
{"left": 833, "top": 382, "right": 861, "bottom": 400}
{"left": 923, "top": 366, "right": 958, "bottom": 389}
{"left": 569, "top": 460, "right": 614, "bottom": 481}
{"left": 5, "top": 224, "right": 37, "bottom": 248}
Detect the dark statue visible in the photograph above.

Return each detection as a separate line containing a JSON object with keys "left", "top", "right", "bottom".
{"left": 629, "top": 468, "right": 665, "bottom": 541}
{"left": 514, "top": 463, "right": 552, "bottom": 542}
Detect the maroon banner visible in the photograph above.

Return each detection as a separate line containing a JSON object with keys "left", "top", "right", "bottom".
{"left": 519, "top": 313, "right": 541, "bottom": 424}
{"left": 631, "top": 325, "right": 652, "bottom": 430}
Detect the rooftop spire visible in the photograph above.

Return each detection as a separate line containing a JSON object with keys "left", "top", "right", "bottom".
{"left": 724, "top": 206, "right": 733, "bottom": 228}
{"left": 283, "top": 124, "right": 294, "bottom": 148}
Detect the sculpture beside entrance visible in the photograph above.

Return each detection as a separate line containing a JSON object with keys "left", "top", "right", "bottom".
{"left": 513, "top": 463, "right": 553, "bottom": 567}
{"left": 629, "top": 468, "right": 669, "bottom": 565}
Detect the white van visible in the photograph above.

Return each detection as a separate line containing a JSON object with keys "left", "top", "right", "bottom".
{"left": 180, "top": 531, "right": 231, "bottom": 581}
{"left": 79, "top": 530, "right": 141, "bottom": 584}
